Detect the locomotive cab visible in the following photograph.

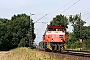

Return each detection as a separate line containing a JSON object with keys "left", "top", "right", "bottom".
{"left": 42, "top": 26, "right": 66, "bottom": 52}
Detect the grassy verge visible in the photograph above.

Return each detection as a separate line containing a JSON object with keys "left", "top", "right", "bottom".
{"left": 0, "top": 47, "right": 58, "bottom": 60}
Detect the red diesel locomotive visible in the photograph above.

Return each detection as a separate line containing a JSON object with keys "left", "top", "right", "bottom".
{"left": 42, "top": 25, "right": 66, "bottom": 51}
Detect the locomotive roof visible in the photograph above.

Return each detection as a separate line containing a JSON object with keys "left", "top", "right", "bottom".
{"left": 47, "top": 26, "right": 63, "bottom": 29}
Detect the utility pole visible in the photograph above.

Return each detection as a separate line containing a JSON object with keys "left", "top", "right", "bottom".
{"left": 29, "top": 14, "right": 47, "bottom": 47}
{"left": 29, "top": 13, "right": 34, "bottom": 47}
{"left": 79, "top": 13, "right": 82, "bottom": 50}
{"left": 80, "top": 13, "right": 82, "bottom": 39}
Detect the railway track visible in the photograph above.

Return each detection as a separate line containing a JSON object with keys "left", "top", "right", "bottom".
{"left": 61, "top": 50, "right": 90, "bottom": 57}
{"left": 38, "top": 48, "right": 90, "bottom": 57}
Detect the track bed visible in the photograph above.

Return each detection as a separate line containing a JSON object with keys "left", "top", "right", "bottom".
{"left": 38, "top": 49, "right": 90, "bottom": 60}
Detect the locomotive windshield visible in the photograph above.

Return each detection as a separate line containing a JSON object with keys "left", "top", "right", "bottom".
{"left": 48, "top": 28, "right": 63, "bottom": 31}
{"left": 47, "top": 26, "right": 64, "bottom": 31}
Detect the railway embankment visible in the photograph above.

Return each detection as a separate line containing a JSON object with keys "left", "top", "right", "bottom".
{"left": 0, "top": 47, "right": 90, "bottom": 60}
{"left": 0, "top": 47, "right": 57, "bottom": 60}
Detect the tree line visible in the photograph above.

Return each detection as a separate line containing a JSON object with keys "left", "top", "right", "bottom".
{"left": 0, "top": 14, "right": 36, "bottom": 50}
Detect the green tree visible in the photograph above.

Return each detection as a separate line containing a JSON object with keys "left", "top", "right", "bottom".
{"left": 49, "top": 14, "right": 69, "bottom": 31}
{"left": 69, "top": 14, "right": 86, "bottom": 39}
{"left": 0, "top": 14, "right": 36, "bottom": 50}
{"left": 11, "top": 14, "right": 36, "bottom": 47}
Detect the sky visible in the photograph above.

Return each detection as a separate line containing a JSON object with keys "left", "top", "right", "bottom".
{"left": 0, "top": 0, "right": 90, "bottom": 44}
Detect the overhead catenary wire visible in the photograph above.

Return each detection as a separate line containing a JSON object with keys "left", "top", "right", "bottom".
{"left": 82, "top": 12, "right": 90, "bottom": 17}
{"left": 80, "top": 8, "right": 90, "bottom": 13}
{"left": 40, "top": 0, "right": 80, "bottom": 25}
{"left": 85, "top": 15, "right": 90, "bottom": 21}
{"left": 81, "top": 12, "right": 90, "bottom": 22}
{"left": 34, "top": 14, "right": 47, "bottom": 23}
{"left": 35, "top": 22, "right": 48, "bottom": 24}
{"left": 35, "top": 0, "right": 83, "bottom": 30}
{"left": 80, "top": 4, "right": 90, "bottom": 22}
{"left": 34, "top": 0, "right": 82, "bottom": 27}
{"left": 80, "top": 9, "right": 90, "bottom": 21}
{"left": 47, "top": 0, "right": 74, "bottom": 15}
{"left": 34, "top": 0, "right": 80, "bottom": 23}
{"left": 61, "top": 0, "right": 80, "bottom": 13}
{"left": 42, "top": 0, "right": 80, "bottom": 22}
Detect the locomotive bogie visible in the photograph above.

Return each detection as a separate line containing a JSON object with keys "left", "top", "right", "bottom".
{"left": 43, "top": 42, "right": 65, "bottom": 52}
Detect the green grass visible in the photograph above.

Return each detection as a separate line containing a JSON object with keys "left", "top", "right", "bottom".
{"left": 0, "top": 47, "right": 58, "bottom": 60}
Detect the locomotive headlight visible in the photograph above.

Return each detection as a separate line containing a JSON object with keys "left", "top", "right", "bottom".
{"left": 61, "top": 39, "right": 63, "bottom": 42}
{"left": 59, "top": 35, "right": 63, "bottom": 38}
{"left": 52, "top": 38, "right": 54, "bottom": 42}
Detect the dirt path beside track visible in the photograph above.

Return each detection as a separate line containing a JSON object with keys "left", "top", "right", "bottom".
{"left": 0, "top": 51, "right": 7, "bottom": 59}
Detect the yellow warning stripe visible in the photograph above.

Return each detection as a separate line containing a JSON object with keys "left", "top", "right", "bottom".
{"left": 47, "top": 44, "right": 52, "bottom": 50}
